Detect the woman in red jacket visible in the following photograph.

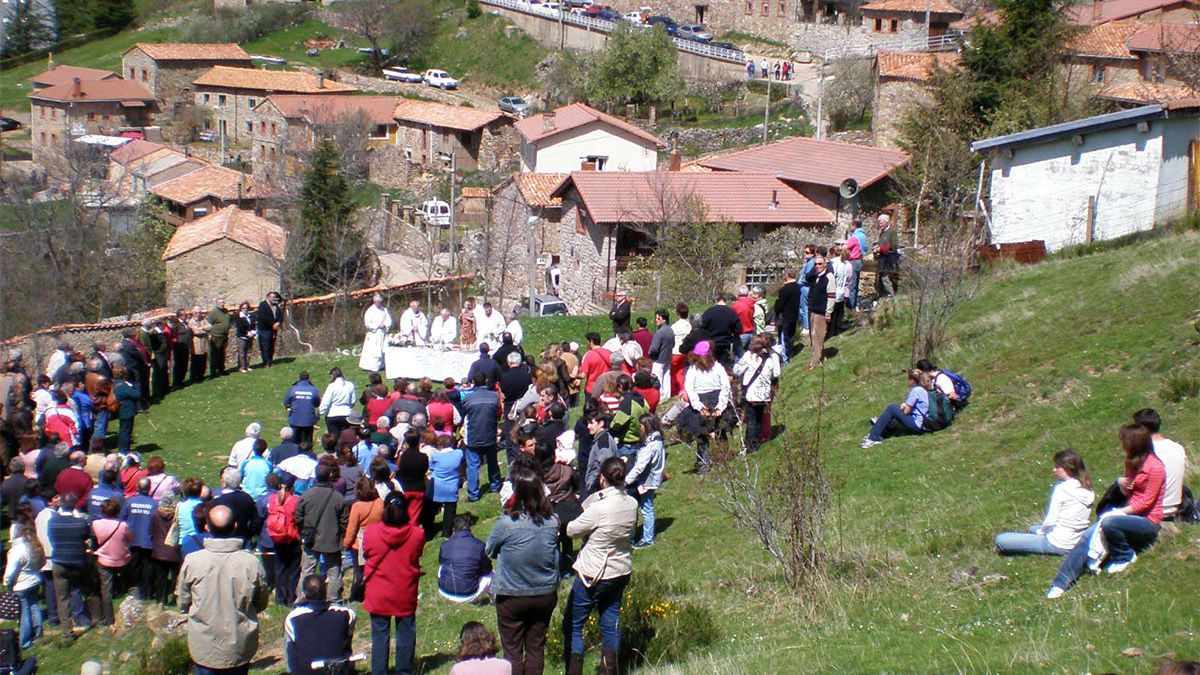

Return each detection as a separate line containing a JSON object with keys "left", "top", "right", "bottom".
{"left": 362, "top": 491, "right": 426, "bottom": 675}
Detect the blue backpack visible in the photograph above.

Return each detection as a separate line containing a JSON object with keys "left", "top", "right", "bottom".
{"left": 942, "top": 370, "right": 972, "bottom": 406}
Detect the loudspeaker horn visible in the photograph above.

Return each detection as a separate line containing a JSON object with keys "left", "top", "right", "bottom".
{"left": 839, "top": 178, "right": 860, "bottom": 200}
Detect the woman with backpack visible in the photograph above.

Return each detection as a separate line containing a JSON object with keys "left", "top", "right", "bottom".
{"left": 267, "top": 477, "right": 302, "bottom": 607}
{"left": 860, "top": 370, "right": 929, "bottom": 449}
{"left": 995, "top": 449, "right": 1095, "bottom": 556}
{"left": 731, "top": 334, "right": 781, "bottom": 454}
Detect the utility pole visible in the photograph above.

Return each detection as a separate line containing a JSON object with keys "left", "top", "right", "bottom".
{"left": 526, "top": 215, "right": 538, "bottom": 314}
{"left": 762, "top": 68, "right": 771, "bottom": 145}
{"left": 448, "top": 152, "right": 457, "bottom": 272}
{"left": 924, "top": 0, "right": 932, "bottom": 45}
{"left": 815, "top": 56, "right": 826, "bottom": 140}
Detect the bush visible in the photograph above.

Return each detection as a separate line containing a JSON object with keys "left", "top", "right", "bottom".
{"left": 133, "top": 636, "right": 190, "bottom": 675}
{"left": 1163, "top": 371, "right": 1199, "bottom": 403}
{"left": 180, "top": 4, "right": 307, "bottom": 44}
{"left": 546, "top": 571, "right": 718, "bottom": 669}
{"left": 466, "top": 0, "right": 482, "bottom": 18}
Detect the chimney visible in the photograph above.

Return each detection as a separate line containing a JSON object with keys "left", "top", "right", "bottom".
{"left": 669, "top": 150, "right": 681, "bottom": 171}
{"left": 318, "top": 74, "right": 325, "bottom": 89}
{"left": 72, "top": 77, "right": 82, "bottom": 98}
{"left": 1092, "top": 0, "right": 1102, "bottom": 22}
{"left": 542, "top": 110, "right": 556, "bottom": 133}
{"left": 768, "top": 188, "right": 779, "bottom": 210}
{"left": 47, "top": 52, "right": 55, "bottom": 71}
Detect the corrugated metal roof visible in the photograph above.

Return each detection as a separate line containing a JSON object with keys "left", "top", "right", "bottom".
{"left": 970, "top": 105, "right": 1165, "bottom": 152}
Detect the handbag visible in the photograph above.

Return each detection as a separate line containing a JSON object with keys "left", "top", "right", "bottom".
{"left": 351, "top": 534, "right": 398, "bottom": 603}
{"left": 0, "top": 593, "right": 19, "bottom": 621}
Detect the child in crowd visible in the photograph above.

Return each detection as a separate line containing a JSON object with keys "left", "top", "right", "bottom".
{"left": 995, "top": 449, "right": 1094, "bottom": 555}
{"left": 626, "top": 415, "right": 667, "bottom": 549}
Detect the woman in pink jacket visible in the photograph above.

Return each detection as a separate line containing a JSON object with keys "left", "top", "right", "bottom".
{"left": 91, "top": 497, "right": 132, "bottom": 626}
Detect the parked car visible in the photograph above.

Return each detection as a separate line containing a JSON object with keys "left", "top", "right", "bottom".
{"left": 251, "top": 55, "right": 288, "bottom": 65}
{"left": 621, "top": 10, "right": 644, "bottom": 22}
{"left": 423, "top": 69, "right": 460, "bottom": 89}
{"left": 383, "top": 67, "right": 424, "bottom": 83}
{"left": 596, "top": 7, "right": 621, "bottom": 20}
{"left": 678, "top": 23, "right": 713, "bottom": 41}
{"left": 499, "top": 96, "right": 532, "bottom": 116}
{"left": 357, "top": 47, "right": 391, "bottom": 57}
{"left": 584, "top": 3, "right": 606, "bottom": 14}
{"left": 0, "top": 117, "right": 21, "bottom": 132}
{"left": 306, "top": 48, "right": 321, "bottom": 57}
{"left": 564, "top": 0, "right": 593, "bottom": 6}
{"left": 646, "top": 15, "right": 677, "bottom": 34}
{"left": 514, "top": 295, "right": 569, "bottom": 317}
{"left": 418, "top": 199, "right": 451, "bottom": 228}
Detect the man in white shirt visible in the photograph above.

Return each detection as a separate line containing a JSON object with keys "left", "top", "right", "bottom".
{"left": 44, "top": 340, "right": 72, "bottom": 380}
{"left": 504, "top": 312, "right": 524, "bottom": 347}
{"left": 474, "top": 302, "right": 506, "bottom": 350}
{"left": 358, "top": 294, "right": 392, "bottom": 372}
{"left": 227, "top": 422, "right": 262, "bottom": 468}
{"left": 1134, "top": 408, "right": 1188, "bottom": 520}
{"left": 429, "top": 308, "right": 458, "bottom": 348}
{"left": 317, "top": 367, "right": 357, "bottom": 439}
{"left": 670, "top": 303, "right": 692, "bottom": 356}
{"left": 398, "top": 301, "right": 428, "bottom": 346}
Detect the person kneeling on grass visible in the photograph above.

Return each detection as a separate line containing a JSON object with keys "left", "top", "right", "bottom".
{"left": 438, "top": 514, "right": 493, "bottom": 604}
{"left": 995, "top": 449, "right": 1094, "bottom": 555}
{"left": 1046, "top": 424, "right": 1164, "bottom": 599}
{"left": 860, "top": 369, "right": 929, "bottom": 449}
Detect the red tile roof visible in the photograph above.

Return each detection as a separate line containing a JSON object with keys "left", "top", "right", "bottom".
{"left": 109, "top": 139, "right": 171, "bottom": 166}
{"left": 1068, "top": 0, "right": 1198, "bottom": 25}
{"left": 1127, "top": 21, "right": 1200, "bottom": 53}
{"left": 862, "top": 0, "right": 962, "bottom": 15}
{"left": 150, "top": 165, "right": 265, "bottom": 205}
{"left": 552, "top": 172, "right": 832, "bottom": 225}
{"left": 162, "top": 206, "right": 286, "bottom": 260}
{"left": 1098, "top": 79, "right": 1196, "bottom": 103}
{"left": 460, "top": 186, "right": 491, "bottom": 198}
{"left": 699, "top": 137, "right": 910, "bottom": 189}
{"left": 28, "top": 79, "right": 155, "bottom": 103}
{"left": 876, "top": 51, "right": 960, "bottom": 81}
{"left": 193, "top": 66, "right": 357, "bottom": 94}
{"left": 515, "top": 173, "right": 568, "bottom": 207}
{"left": 262, "top": 94, "right": 402, "bottom": 126}
{"left": 31, "top": 65, "right": 120, "bottom": 87}
{"left": 125, "top": 43, "right": 251, "bottom": 61}
{"left": 391, "top": 99, "right": 508, "bottom": 131}
{"left": 1070, "top": 20, "right": 1142, "bottom": 58}
{"left": 515, "top": 103, "right": 666, "bottom": 148}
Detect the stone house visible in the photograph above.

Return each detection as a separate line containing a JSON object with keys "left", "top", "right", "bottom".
{"left": 971, "top": 100, "right": 1200, "bottom": 251}
{"left": 515, "top": 103, "right": 664, "bottom": 173}
{"left": 1066, "top": 0, "right": 1200, "bottom": 25}
{"left": 108, "top": 139, "right": 205, "bottom": 200}
{"left": 1064, "top": 20, "right": 1145, "bottom": 90}
{"left": 391, "top": 99, "right": 515, "bottom": 172}
{"left": 251, "top": 94, "right": 401, "bottom": 182}
{"left": 469, "top": 173, "right": 568, "bottom": 301}
{"left": 860, "top": 0, "right": 962, "bottom": 38}
{"left": 31, "top": 64, "right": 120, "bottom": 90}
{"left": 871, "top": 51, "right": 960, "bottom": 149}
{"left": 698, "top": 136, "right": 910, "bottom": 224}
{"left": 162, "top": 206, "right": 287, "bottom": 307}
{"left": 543, "top": 171, "right": 831, "bottom": 312}
{"left": 121, "top": 43, "right": 252, "bottom": 117}
{"left": 28, "top": 78, "right": 157, "bottom": 167}
{"left": 149, "top": 164, "right": 267, "bottom": 225}
{"left": 192, "top": 66, "right": 357, "bottom": 144}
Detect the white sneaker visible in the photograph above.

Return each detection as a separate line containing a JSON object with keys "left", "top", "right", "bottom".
{"left": 870, "top": 417, "right": 879, "bottom": 425}
{"left": 1106, "top": 553, "right": 1137, "bottom": 574}
{"left": 1046, "top": 586, "right": 1066, "bottom": 600}
{"left": 860, "top": 437, "right": 881, "bottom": 449}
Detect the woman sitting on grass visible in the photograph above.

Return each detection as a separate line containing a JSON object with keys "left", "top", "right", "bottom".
{"left": 860, "top": 369, "right": 929, "bottom": 449}
{"left": 1046, "top": 424, "right": 1165, "bottom": 599}
{"left": 994, "top": 449, "right": 1094, "bottom": 555}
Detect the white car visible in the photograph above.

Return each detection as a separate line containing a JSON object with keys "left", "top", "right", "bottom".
{"left": 423, "top": 69, "right": 460, "bottom": 90}
{"left": 621, "top": 10, "right": 643, "bottom": 22}
{"left": 382, "top": 67, "right": 423, "bottom": 83}
{"left": 418, "top": 199, "right": 451, "bottom": 227}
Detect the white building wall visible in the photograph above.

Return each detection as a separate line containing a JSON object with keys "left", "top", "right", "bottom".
{"left": 528, "top": 123, "right": 658, "bottom": 173}
{"left": 988, "top": 124, "right": 1165, "bottom": 251}
{"left": 1155, "top": 115, "right": 1200, "bottom": 223}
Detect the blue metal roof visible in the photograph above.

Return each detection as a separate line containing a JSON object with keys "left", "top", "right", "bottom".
{"left": 970, "top": 104, "right": 1165, "bottom": 153}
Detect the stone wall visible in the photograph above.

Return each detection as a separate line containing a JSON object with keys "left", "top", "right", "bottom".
{"left": 554, "top": 193, "right": 614, "bottom": 314}
{"left": 165, "top": 238, "right": 283, "bottom": 308}
{"left": 368, "top": 145, "right": 417, "bottom": 189}
{"left": 872, "top": 77, "right": 926, "bottom": 150}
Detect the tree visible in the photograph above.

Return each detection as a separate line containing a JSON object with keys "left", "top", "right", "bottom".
{"left": 111, "top": 198, "right": 172, "bottom": 313}
{"left": 588, "top": 23, "right": 685, "bottom": 108}
{"left": 93, "top": 0, "right": 135, "bottom": 31}
{"left": 1, "top": 0, "right": 54, "bottom": 56}
{"left": 341, "top": 0, "right": 434, "bottom": 72}
{"left": 297, "top": 139, "right": 357, "bottom": 290}
{"left": 824, "top": 56, "right": 874, "bottom": 132}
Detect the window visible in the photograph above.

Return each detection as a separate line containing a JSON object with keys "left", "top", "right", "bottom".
{"left": 218, "top": 94, "right": 227, "bottom": 106}
{"left": 51, "top": 133, "right": 57, "bottom": 143}
{"left": 140, "top": 69, "right": 147, "bottom": 81}
{"left": 203, "top": 94, "right": 211, "bottom": 104}
{"left": 371, "top": 124, "right": 389, "bottom": 139}
{"left": 193, "top": 206, "right": 208, "bottom": 218}
{"left": 874, "top": 17, "right": 883, "bottom": 31}
{"left": 761, "top": 0, "right": 768, "bottom": 14}
{"left": 128, "top": 68, "right": 135, "bottom": 78}
{"left": 583, "top": 155, "right": 607, "bottom": 170}
{"left": 889, "top": 19, "right": 898, "bottom": 32}
{"left": 269, "top": 147, "right": 275, "bottom": 159}
{"left": 39, "top": 106, "right": 45, "bottom": 118}
{"left": 778, "top": 0, "right": 785, "bottom": 15}
{"left": 88, "top": 111, "right": 95, "bottom": 121}
{"left": 40, "top": 132, "right": 46, "bottom": 144}
{"left": 51, "top": 108, "right": 56, "bottom": 119}
{"left": 270, "top": 123, "right": 277, "bottom": 135}
{"left": 746, "top": 0, "right": 752, "bottom": 13}
{"left": 1091, "top": 64, "right": 1106, "bottom": 84}
{"left": 744, "top": 266, "right": 778, "bottom": 288}
{"left": 246, "top": 121, "right": 253, "bottom": 133}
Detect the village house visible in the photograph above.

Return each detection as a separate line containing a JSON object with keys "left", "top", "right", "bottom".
{"left": 860, "top": 0, "right": 963, "bottom": 38}
{"left": 31, "top": 64, "right": 121, "bottom": 90}
{"left": 192, "top": 66, "right": 357, "bottom": 143}
{"left": 108, "top": 139, "right": 204, "bottom": 199}
{"left": 121, "top": 43, "right": 253, "bottom": 116}
{"left": 162, "top": 206, "right": 287, "bottom": 307}
{"left": 697, "top": 136, "right": 910, "bottom": 222}
{"left": 28, "top": 77, "right": 158, "bottom": 167}
{"left": 391, "top": 98, "right": 515, "bottom": 172}
{"left": 515, "top": 103, "right": 664, "bottom": 173}
{"left": 971, "top": 100, "right": 1200, "bottom": 252}
{"left": 1067, "top": 0, "right": 1200, "bottom": 25}
{"left": 251, "top": 94, "right": 401, "bottom": 181}
{"left": 872, "top": 51, "right": 960, "bottom": 149}
{"left": 150, "top": 163, "right": 267, "bottom": 225}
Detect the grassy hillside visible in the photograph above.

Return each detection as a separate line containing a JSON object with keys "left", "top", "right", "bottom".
{"left": 18, "top": 231, "right": 1200, "bottom": 673}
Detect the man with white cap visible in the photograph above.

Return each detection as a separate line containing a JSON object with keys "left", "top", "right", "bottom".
{"left": 504, "top": 311, "right": 524, "bottom": 347}
{"left": 874, "top": 213, "right": 901, "bottom": 299}
{"left": 358, "top": 294, "right": 392, "bottom": 372}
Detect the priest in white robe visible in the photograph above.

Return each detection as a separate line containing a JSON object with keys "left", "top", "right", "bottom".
{"left": 398, "top": 300, "right": 429, "bottom": 346}
{"left": 358, "top": 294, "right": 392, "bottom": 371}
{"left": 504, "top": 312, "right": 524, "bottom": 346}
{"left": 430, "top": 308, "right": 458, "bottom": 348}
{"left": 474, "top": 302, "right": 506, "bottom": 350}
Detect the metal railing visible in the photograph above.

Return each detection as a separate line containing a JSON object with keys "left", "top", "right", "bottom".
{"left": 481, "top": 0, "right": 747, "bottom": 64}
{"left": 820, "top": 32, "right": 960, "bottom": 60}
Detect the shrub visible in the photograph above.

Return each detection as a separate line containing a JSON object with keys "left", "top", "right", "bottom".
{"left": 546, "top": 571, "right": 718, "bottom": 669}
{"left": 1163, "top": 371, "right": 1199, "bottom": 403}
{"left": 466, "top": 0, "right": 482, "bottom": 18}
{"left": 133, "top": 635, "right": 190, "bottom": 675}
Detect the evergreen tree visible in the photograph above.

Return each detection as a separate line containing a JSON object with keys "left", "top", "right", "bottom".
{"left": 93, "top": 0, "right": 136, "bottom": 32}
{"left": 296, "top": 138, "right": 360, "bottom": 293}
{"left": 1, "top": 0, "right": 54, "bottom": 56}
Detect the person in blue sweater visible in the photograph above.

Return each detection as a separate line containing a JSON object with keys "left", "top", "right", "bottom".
{"left": 438, "top": 514, "right": 493, "bottom": 604}
{"left": 239, "top": 439, "right": 273, "bottom": 501}
{"left": 46, "top": 494, "right": 105, "bottom": 637}
{"left": 284, "top": 372, "right": 322, "bottom": 448}
{"left": 428, "top": 435, "right": 464, "bottom": 539}
{"left": 122, "top": 478, "right": 157, "bottom": 601}
{"left": 86, "top": 469, "right": 124, "bottom": 521}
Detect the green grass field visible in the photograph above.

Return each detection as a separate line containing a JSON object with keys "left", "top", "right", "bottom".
{"left": 17, "top": 230, "right": 1200, "bottom": 673}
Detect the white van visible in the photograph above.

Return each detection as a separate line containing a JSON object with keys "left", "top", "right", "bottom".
{"left": 418, "top": 199, "right": 451, "bottom": 227}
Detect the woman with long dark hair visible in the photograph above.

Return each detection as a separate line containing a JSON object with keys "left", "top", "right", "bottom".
{"left": 5, "top": 503, "right": 44, "bottom": 649}
{"left": 362, "top": 492, "right": 426, "bottom": 675}
{"left": 1047, "top": 424, "right": 1165, "bottom": 598}
{"left": 485, "top": 466, "right": 559, "bottom": 675}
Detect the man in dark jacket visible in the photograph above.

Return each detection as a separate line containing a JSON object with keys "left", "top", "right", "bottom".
{"left": 47, "top": 494, "right": 104, "bottom": 637}
{"left": 212, "top": 468, "right": 261, "bottom": 547}
{"left": 285, "top": 576, "right": 355, "bottom": 674}
{"left": 271, "top": 427, "right": 302, "bottom": 465}
{"left": 609, "top": 292, "right": 632, "bottom": 336}
{"left": 206, "top": 299, "right": 232, "bottom": 377}
{"left": 699, "top": 294, "right": 742, "bottom": 368}
{"left": 255, "top": 292, "right": 284, "bottom": 368}
{"left": 123, "top": 478, "right": 158, "bottom": 601}
{"left": 294, "top": 464, "right": 348, "bottom": 601}
{"left": 647, "top": 310, "right": 675, "bottom": 398}
{"left": 284, "top": 372, "right": 321, "bottom": 446}
{"left": 466, "top": 344, "right": 501, "bottom": 389}
{"left": 492, "top": 333, "right": 523, "bottom": 375}
{"left": 804, "top": 255, "right": 835, "bottom": 371}
{"left": 461, "top": 373, "right": 501, "bottom": 502}
{"left": 437, "top": 515, "right": 492, "bottom": 602}
{"left": 773, "top": 269, "right": 800, "bottom": 365}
